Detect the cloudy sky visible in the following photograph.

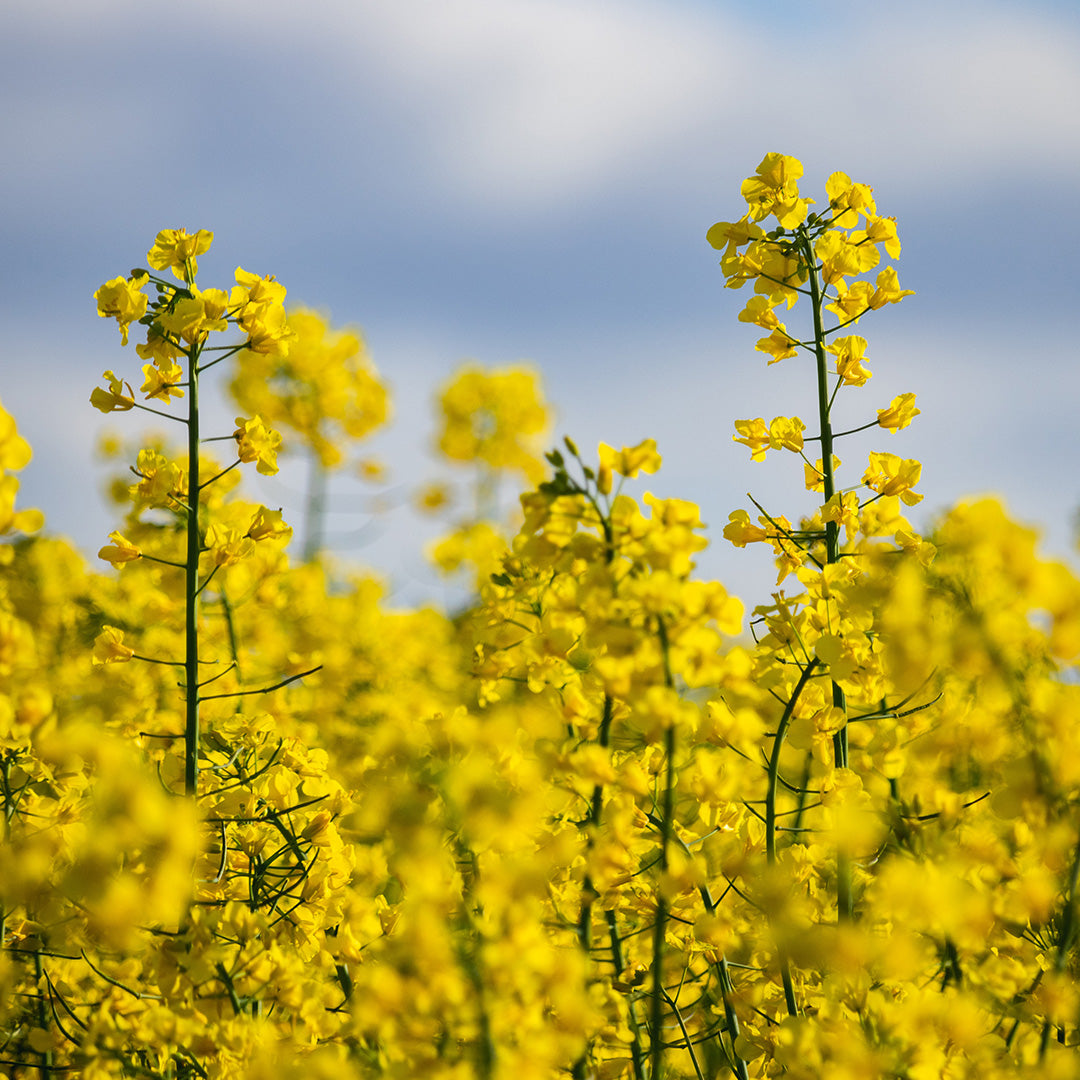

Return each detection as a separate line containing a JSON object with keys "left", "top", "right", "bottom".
{"left": 3, "top": 0, "right": 1079, "bottom": 609}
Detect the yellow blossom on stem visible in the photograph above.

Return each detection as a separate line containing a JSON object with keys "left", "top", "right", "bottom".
{"left": 741, "top": 152, "right": 813, "bottom": 227}
{"left": 826, "top": 279, "right": 874, "bottom": 326}
{"left": 247, "top": 506, "right": 292, "bottom": 542}
{"left": 738, "top": 295, "right": 783, "bottom": 330}
{"left": 756, "top": 327, "right": 800, "bottom": 364}
{"left": 140, "top": 359, "right": 185, "bottom": 403}
{"left": 804, "top": 455, "right": 841, "bottom": 493}
{"left": 822, "top": 492, "right": 861, "bottom": 538}
{"left": 204, "top": 522, "right": 255, "bottom": 566}
{"left": 827, "top": 335, "right": 872, "bottom": 386}
{"left": 723, "top": 509, "right": 768, "bottom": 547}
{"left": 863, "top": 451, "right": 923, "bottom": 505}
{"left": 90, "top": 370, "right": 136, "bottom": 413}
{"left": 877, "top": 393, "right": 920, "bottom": 432}
{"left": 146, "top": 227, "right": 214, "bottom": 282}
{"left": 825, "top": 171, "right": 877, "bottom": 226}
{"left": 854, "top": 214, "right": 901, "bottom": 258}
{"left": 93, "top": 272, "right": 148, "bottom": 345}
{"left": 870, "top": 266, "right": 915, "bottom": 308}
{"left": 597, "top": 438, "right": 662, "bottom": 479}
{"left": 234, "top": 415, "right": 282, "bottom": 476}
{"left": 97, "top": 531, "right": 141, "bottom": 568}
{"left": 91, "top": 625, "right": 134, "bottom": 665}
{"left": 733, "top": 417, "right": 804, "bottom": 461}
{"left": 705, "top": 214, "right": 763, "bottom": 256}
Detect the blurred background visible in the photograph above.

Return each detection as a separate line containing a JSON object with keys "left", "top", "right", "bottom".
{"left": 3, "top": 0, "right": 1079, "bottom": 609}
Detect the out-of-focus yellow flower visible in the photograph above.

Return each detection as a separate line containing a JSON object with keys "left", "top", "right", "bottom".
{"left": 234, "top": 415, "right": 282, "bottom": 476}
{"left": 597, "top": 438, "right": 662, "bottom": 479}
{"left": 415, "top": 482, "right": 451, "bottom": 514}
{"left": 92, "top": 625, "right": 134, "bottom": 665}
{"left": 437, "top": 364, "right": 550, "bottom": 483}
{"left": 204, "top": 522, "right": 255, "bottom": 566}
{"left": 247, "top": 506, "right": 292, "bottom": 542}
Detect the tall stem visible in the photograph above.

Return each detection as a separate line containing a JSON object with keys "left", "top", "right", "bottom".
{"left": 184, "top": 342, "right": 201, "bottom": 796}
{"left": 800, "top": 234, "right": 852, "bottom": 920}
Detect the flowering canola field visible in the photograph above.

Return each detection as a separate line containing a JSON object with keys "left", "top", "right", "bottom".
{"left": 2, "top": 156, "right": 1080, "bottom": 1079}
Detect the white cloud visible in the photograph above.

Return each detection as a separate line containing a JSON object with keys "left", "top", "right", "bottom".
{"left": 6, "top": 0, "right": 1078, "bottom": 217}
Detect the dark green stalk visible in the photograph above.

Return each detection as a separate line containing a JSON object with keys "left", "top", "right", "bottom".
{"left": 650, "top": 723, "right": 675, "bottom": 1080}
{"left": 184, "top": 341, "right": 201, "bottom": 797}
{"left": 766, "top": 658, "right": 820, "bottom": 1017}
{"left": 1040, "top": 827, "right": 1080, "bottom": 1058}
{"left": 650, "top": 618, "right": 678, "bottom": 1080}
{"left": 799, "top": 232, "right": 852, "bottom": 921}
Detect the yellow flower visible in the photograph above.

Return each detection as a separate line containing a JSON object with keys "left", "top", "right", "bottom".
{"left": 140, "top": 359, "right": 185, "bottom": 403}
{"left": 247, "top": 506, "right": 292, "bottom": 542}
{"left": 877, "top": 393, "right": 920, "bottom": 432}
{"left": 827, "top": 335, "right": 872, "bottom": 386}
{"left": 738, "top": 294, "right": 783, "bottom": 330}
{"left": 825, "top": 171, "right": 877, "bottom": 226}
{"left": 92, "top": 625, "right": 134, "bottom": 665}
{"left": 437, "top": 365, "right": 550, "bottom": 483}
{"left": 97, "top": 531, "right": 141, "bottom": 568}
{"left": 862, "top": 451, "right": 923, "bottom": 505}
{"left": 597, "top": 438, "right": 662, "bottom": 479}
{"left": 741, "top": 152, "right": 813, "bottom": 227}
{"left": 756, "top": 327, "right": 800, "bottom": 364}
{"left": 855, "top": 214, "right": 901, "bottom": 258}
{"left": 732, "top": 418, "right": 770, "bottom": 461}
{"left": 146, "top": 227, "right": 213, "bottom": 283}
{"left": 93, "top": 272, "right": 148, "bottom": 345}
{"left": 90, "top": 370, "right": 135, "bottom": 413}
{"left": 204, "top": 522, "right": 255, "bottom": 566}
{"left": 722, "top": 509, "right": 768, "bottom": 547}
{"left": 234, "top": 415, "right": 282, "bottom": 475}
{"left": 706, "top": 214, "right": 763, "bottom": 256}
{"left": 0, "top": 401, "right": 33, "bottom": 471}
{"left": 804, "top": 455, "right": 841, "bottom": 493}
{"left": 870, "top": 266, "right": 915, "bottom": 308}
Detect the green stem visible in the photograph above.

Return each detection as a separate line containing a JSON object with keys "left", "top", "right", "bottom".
{"left": 650, "top": 722, "right": 675, "bottom": 1080}
{"left": 766, "top": 658, "right": 820, "bottom": 1017}
{"left": 650, "top": 616, "right": 678, "bottom": 1080}
{"left": 184, "top": 344, "right": 201, "bottom": 796}
{"left": 800, "top": 233, "right": 852, "bottom": 921}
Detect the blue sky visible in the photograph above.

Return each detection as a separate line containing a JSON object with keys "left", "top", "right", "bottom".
{"left": 3, "top": 0, "right": 1079, "bottom": 609}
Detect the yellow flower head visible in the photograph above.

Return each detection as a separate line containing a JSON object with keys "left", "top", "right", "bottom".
{"left": 92, "top": 625, "right": 134, "bottom": 665}
{"left": 97, "top": 531, "right": 141, "bottom": 569}
{"left": 863, "top": 451, "right": 923, "bottom": 505}
{"left": 597, "top": 438, "right": 662, "bottom": 479}
{"left": 234, "top": 415, "right": 282, "bottom": 475}
{"left": 94, "top": 272, "right": 149, "bottom": 345}
{"left": 90, "top": 370, "right": 136, "bottom": 414}
{"left": 741, "top": 152, "right": 812, "bottom": 227}
{"left": 147, "top": 228, "right": 214, "bottom": 283}
{"left": 877, "top": 393, "right": 920, "bottom": 433}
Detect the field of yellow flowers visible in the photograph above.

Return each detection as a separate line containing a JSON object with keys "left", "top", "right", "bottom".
{"left": 2, "top": 155, "right": 1080, "bottom": 1079}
